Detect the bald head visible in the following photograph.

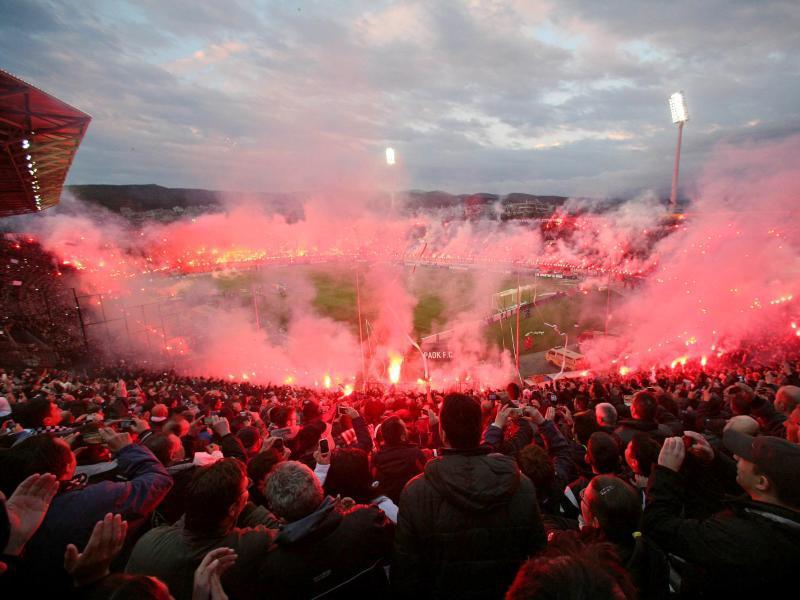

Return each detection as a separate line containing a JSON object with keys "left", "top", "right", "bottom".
{"left": 724, "top": 415, "right": 760, "bottom": 437}
{"left": 775, "top": 386, "right": 800, "bottom": 416}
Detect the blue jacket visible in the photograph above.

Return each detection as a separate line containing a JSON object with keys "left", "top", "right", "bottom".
{"left": 24, "top": 443, "right": 173, "bottom": 593}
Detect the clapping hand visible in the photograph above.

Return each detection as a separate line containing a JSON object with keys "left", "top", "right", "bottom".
{"left": 64, "top": 513, "right": 128, "bottom": 586}
{"left": 2, "top": 473, "right": 59, "bottom": 556}
{"left": 193, "top": 547, "right": 237, "bottom": 600}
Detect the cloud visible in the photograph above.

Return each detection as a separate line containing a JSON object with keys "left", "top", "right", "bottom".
{"left": 0, "top": 0, "right": 798, "bottom": 196}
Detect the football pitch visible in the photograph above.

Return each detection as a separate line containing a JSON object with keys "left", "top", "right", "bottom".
{"left": 208, "top": 264, "right": 610, "bottom": 357}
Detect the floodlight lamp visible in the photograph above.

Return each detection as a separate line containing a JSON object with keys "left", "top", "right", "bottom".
{"left": 25, "top": 154, "right": 31, "bottom": 160}
{"left": 385, "top": 147, "right": 396, "bottom": 165}
{"left": 21, "top": 139, "right": 30, "bottom": 149}
{"left": 669, "top": 92, "right": 688, "bottom": 124}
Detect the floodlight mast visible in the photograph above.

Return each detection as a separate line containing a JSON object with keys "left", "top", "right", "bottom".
{"left": 385, "top": 146, "right": 396, "bottom": 211}
{"left": 668, "top": 92, "right": 689, "bottom": 211}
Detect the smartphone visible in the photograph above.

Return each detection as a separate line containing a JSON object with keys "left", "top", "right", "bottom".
{"left": 682, "top": 435, "right": 695, "bottom": 450}
{"left": 488, "top": 393, "right": 498, "bottom": 401}
{"left": 119, "top": 419, "right": 133, "bottom": 429}
{"left": 319, "top": 439, "right": 330, "bottom": 455}
{"left": 337, "top": 405, "right": 347, "bottom": 416}
{"left": 273, "top": 438, "right": 284, "bottom": 451}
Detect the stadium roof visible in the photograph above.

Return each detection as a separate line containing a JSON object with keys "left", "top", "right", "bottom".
{"left": 0, "top": 69, "right": 90, "bottom": 216}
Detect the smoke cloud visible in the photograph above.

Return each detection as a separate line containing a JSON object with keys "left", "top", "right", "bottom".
{"left": 7, "top": 134, "right": 799, "bottom": 386}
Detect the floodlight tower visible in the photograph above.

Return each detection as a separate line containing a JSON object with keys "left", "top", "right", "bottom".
{"left": 385, "top": 146, "right": 397, "bottom": 211}
{"left": 668, "top": 92, "right": 689, "bottom": 211}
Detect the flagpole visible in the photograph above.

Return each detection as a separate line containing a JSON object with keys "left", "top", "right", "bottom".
{"left": 355, "top": 270, "right": 367, "bottom": 390}
{"left": 515, "top": 272, "right": 522, "bottom": 377}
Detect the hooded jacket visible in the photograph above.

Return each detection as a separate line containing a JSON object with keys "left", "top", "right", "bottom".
{"left": 258, "top": 497, "right": 394, "bottom": 599}
{"left": 392, "top": 447, "right": 546, "bottom": 599}
{"left": 643, "top": 465, "right": 800, "bottom": 599}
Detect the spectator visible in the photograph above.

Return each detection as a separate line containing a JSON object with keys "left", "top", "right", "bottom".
{"left": 579, "top": 475, "right": 669, "bottom": 599}
{"left": 774, "top": 384, "right": 800, "bottom": 416}
{"left": 642, "top": 430, "right": 800, "bottom": 597}
{"left": 0, "top": 429, "right": 172, "bottom": 595}
{"left": 246, "top": 443, "right": 286, "bottom": 508}
{"left": 267, "top": 405, "right": 297, "bottom": 440}
{"left": 149, "top": 404, "right": 169, "bottom": 431}
{"left": 723, "top": 414, "right": 760, "bottom": 436}
{"left": 506, "top": 535, "right": 636, "bottom": 600}
{"left": 515, "top": 407, "right": 576, "bottom": 521}
{"left": 126, "top": 458, "right": 275, "bottom": 600}
{"left": 392, "top": 393, "right": 546, "bottom": 599}
{"left": 595, "top": 402, "right": 617, "bottom": 432}
{"left": 142, "top": 432, "right": 196, "bottom": 525}
{"left": 260, "top": 461, "right": 394, "bottom": 597}
{"left": 321, "top": 447, "right": 398, "bottom": 523}
{"left": 372, "top": 415, "right": 426, "bottom": 504}
{"left": 615, "top": 391, "right": 673, "bottom": 446}
{"left": 624, "top": 431, "right": 661, "bottom": 491}
{"left": 563, "top": 431, "right": 623, "bottom": 520}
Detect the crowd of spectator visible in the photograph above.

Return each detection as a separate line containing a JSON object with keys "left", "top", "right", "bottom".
{"left": 1, "top": 235, "right": 85, "bottom": 365}
{"left": 0, "top": 352, "right": 799, "bottom": 599}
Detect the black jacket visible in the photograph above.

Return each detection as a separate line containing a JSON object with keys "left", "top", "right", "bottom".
{"left": 643, "top": 465, "right": 800, "bottom": 599}
{"left": 392, "top": 447, "right": 546, "bottom": 599}
{"left": 614, "top": 419, "right": 672, "bottom": 446}
{"left": 372, "top": 443, "right": 426, "bottom": 504}
{"left": 258, "top": 497, "right": 394, "bottom": 599}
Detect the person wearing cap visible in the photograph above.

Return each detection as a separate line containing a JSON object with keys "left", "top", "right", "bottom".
{"left": 149, "top": 403, "right": 169, "bottom": 432}
{"left": 642, "top": 430, "right": 800, "bottom": 597}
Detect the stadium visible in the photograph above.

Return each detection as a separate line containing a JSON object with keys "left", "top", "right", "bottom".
{"left": 2, "top": 4, "right": 800, "bottom": 599}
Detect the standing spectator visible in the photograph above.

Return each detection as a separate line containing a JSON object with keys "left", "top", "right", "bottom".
{"left": 579, "top": 475, "right": 669, "bottom": 599}
{"left": 259, "top": 461, "right": 394, "bottom": 597}
{"left": 372, "top": 415, "right": 426, "bottom": 504}
{"left": 322, "top": 447, "right": 398, "bottom": 523}
{"left": 615, "top": 391, "right": 673, "bottom": 446}
{"left": 595, "top": 402, "right": 618, "bottom": 433}
{"left": 1, "top": 429, "right": 172, "bottom": 595}
{"left": 392, "top": 393, "right": 546, "bottom": 599}
{"left": 642, "top": 430, "right": 800, "bottom": 597}
{"left": 126, "top": 458, "right": 275, "bottom": 600}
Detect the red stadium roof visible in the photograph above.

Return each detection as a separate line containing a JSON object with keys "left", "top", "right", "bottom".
{"left": 0, "top": 70, "right": 90, "bottom": 216}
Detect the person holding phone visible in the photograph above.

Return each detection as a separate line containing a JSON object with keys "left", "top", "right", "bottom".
{"left": 393, "top": 393, "right": 545, "bottom": 598}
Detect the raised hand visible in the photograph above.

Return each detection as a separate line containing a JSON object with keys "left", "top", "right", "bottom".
{"left": 2, "top": 473, "right": 59, "bottom": 556}
{"left": 64, "top": 513, "right": 128, "bottom": 586}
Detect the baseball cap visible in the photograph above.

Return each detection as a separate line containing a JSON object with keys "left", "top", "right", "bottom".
{"left": 150, "top": 403, "right": 169, "bottom": 423}
{"left": 724, "top": 429, "right": 800, "bottom": 501}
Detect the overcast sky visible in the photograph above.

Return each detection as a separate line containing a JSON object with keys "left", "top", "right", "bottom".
{"left": 3, "top": 0, "right": 799, "bottom": 197}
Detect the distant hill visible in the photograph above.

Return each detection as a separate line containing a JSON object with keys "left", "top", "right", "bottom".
{"left": 67, "top": 184, "right": 223, "bottom": 211}
{"left": 65, "top": 184, "right": 578, "bottom": 221}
